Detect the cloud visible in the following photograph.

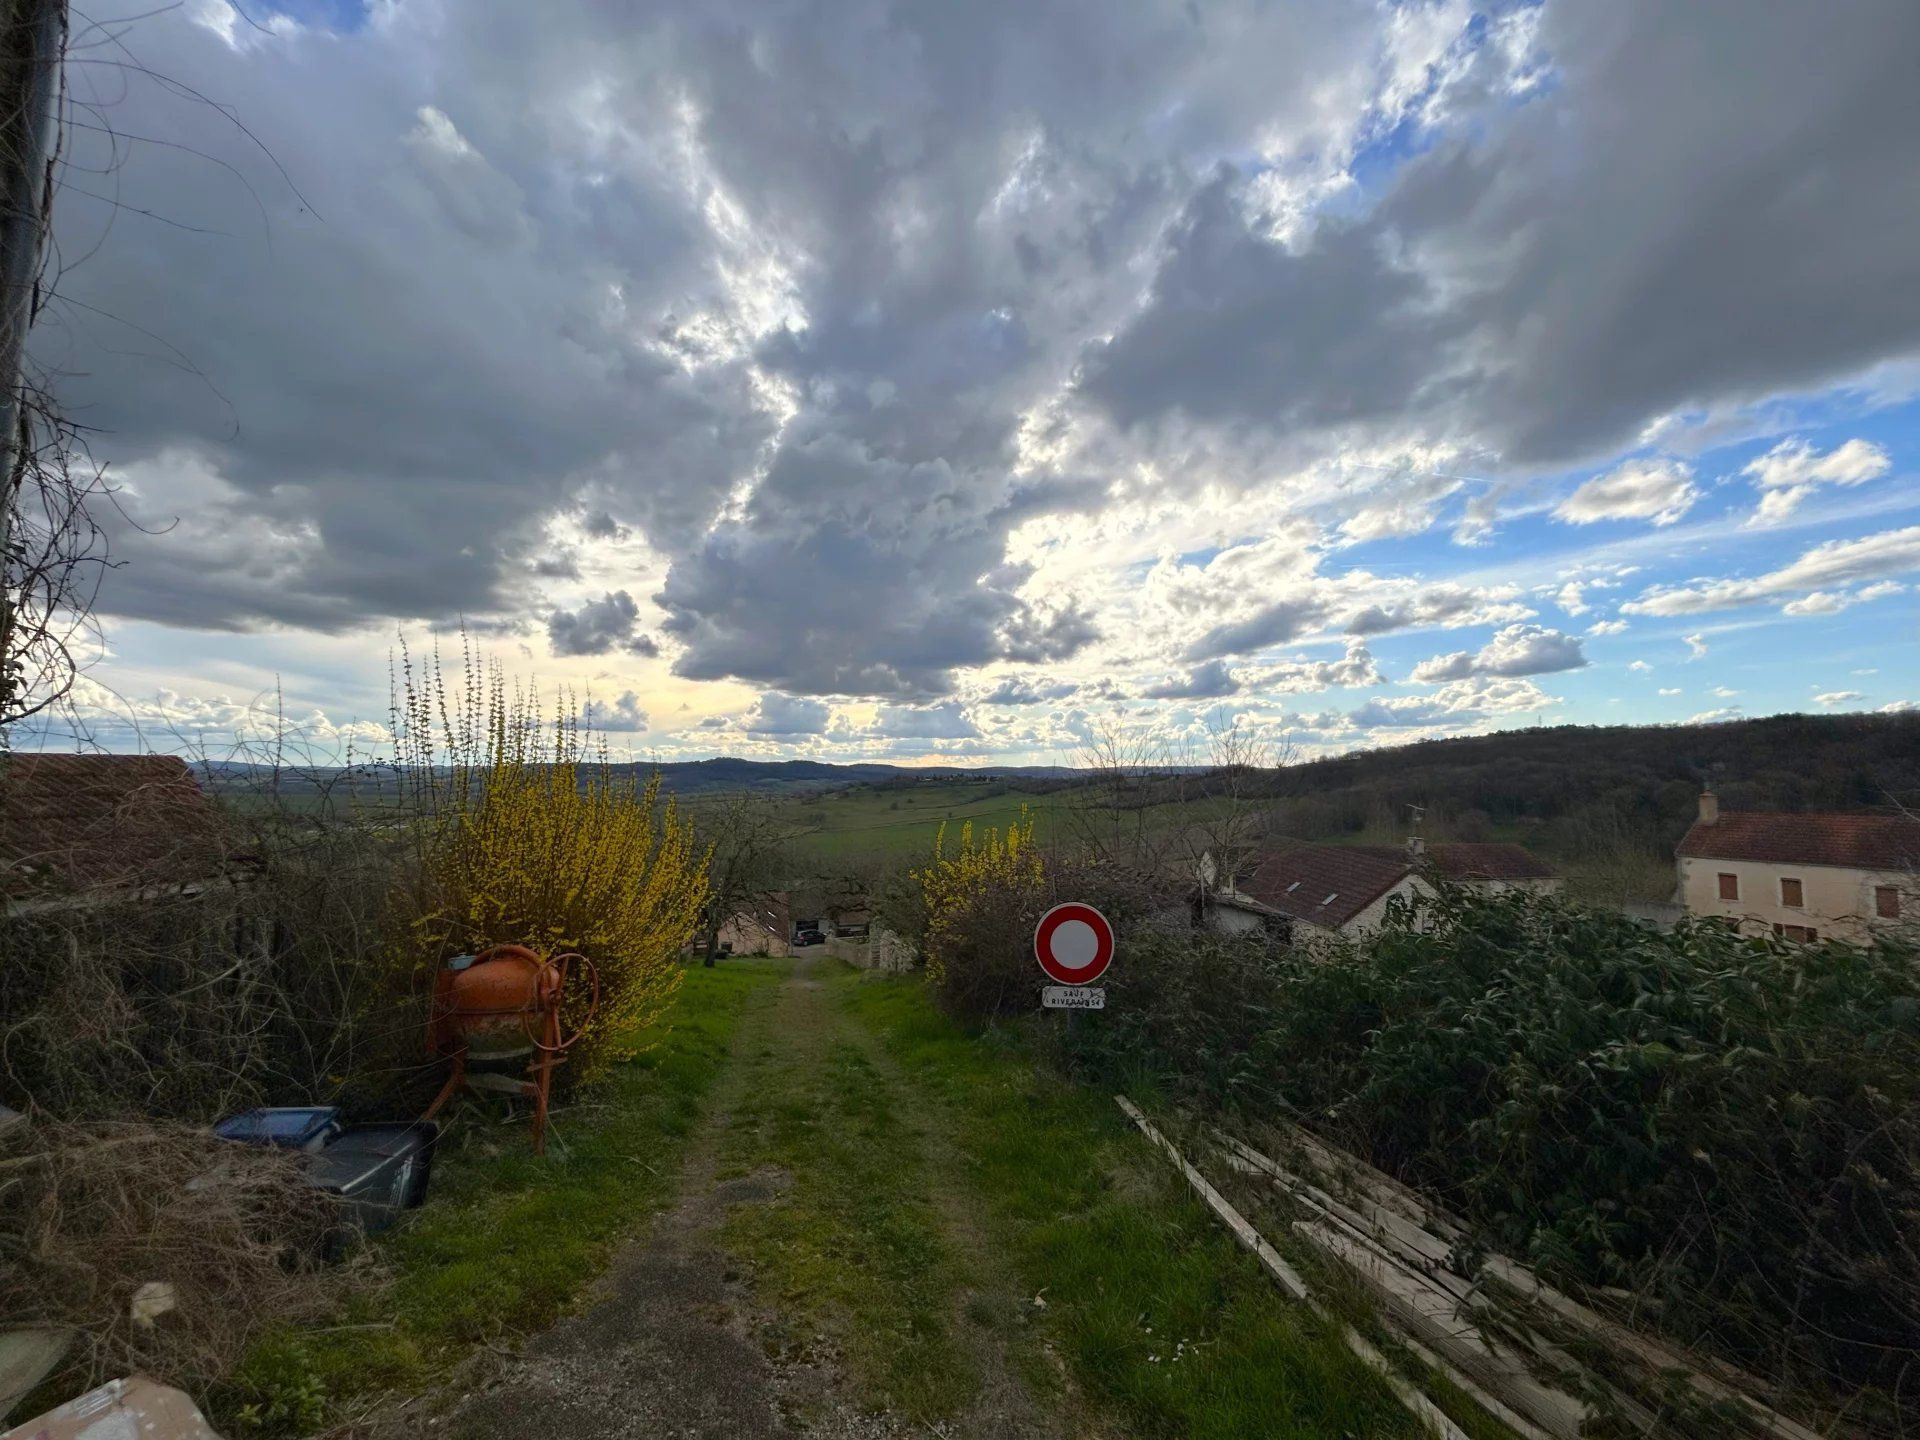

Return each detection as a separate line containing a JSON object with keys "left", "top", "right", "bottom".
{"left": 1409, "top": 624, "right": 1586, "bottom": 683}
{"left": 978, "top": 677, "right": 1077, "bottom": 706}
{"left": 657, "top": 435, "right": 1096, "bottom": 695}
{"left": 547, "top": 591, "right": 659, "bottom": 657}
{"left": 1074, "top": 2, "right": 1920, "bottom": 474}
{"left": 1813, "top": 690, "right": 1865, "bottom": 707}
{"left": 1781, "top": 581, "right": 1905, "bottom": 616}
{"left": 1684, "top": 634, "right": 1709, "bottom": 659}
{"left": 873, "top": 701, "right": 980, "bottom": 740}
{"left": 1882, "top": 700, "right": 1918, "bottom": 714}
{"left": 1630, "top": 660, "right": 1653, "bottom": 672}
{"left": 1659, "top": 687, "right": 1682, "bottom": 696}
{"left": 43, "top": 0, "right": 1920, "bottom": 746}
{"left": 1744, "top": 436, "right": 1891, "bottom": 523}
{"left": 1143, "top": 659, "right": 1239, "bottom": 700}
{"left": 1556, "top": 582, "right": 1590, "bottom": 615}
{"left": 1624, "top": 527, "right": 1920, "bottom": 617}
{"left": 50, "top": 678, "right": 386, "bottom": 760}
{"left": 583, "top": 691, "right": 649, "bottom": 731}
{"left": 1586, "top": 619, "right": 1628, "bottom": 636}
{"left": 1688, "top": 707, "right": 1743, "bottom": 724}
{"left": 1554, "top": 459, "right": 1699, "bottom": 528}
{"left": 1245, "top": 642, "right": 1382, "bottom": 694}
{"left": 1347, "top": 676, "right": 1554, "bottom": 731}
{"left": 743, "top": 692, "right": 831, "bottom": 736}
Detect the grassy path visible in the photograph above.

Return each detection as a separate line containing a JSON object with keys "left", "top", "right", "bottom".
{"left": 712, "top": 956, "right": 1423, "bottom": 1439}
{"left": 234, "top": 956, "right": 1440, "bottom": 1438}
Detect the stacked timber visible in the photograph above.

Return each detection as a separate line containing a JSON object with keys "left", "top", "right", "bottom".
{"left": 1117, "top": 1096, "right": 1841, "bottom": 1440}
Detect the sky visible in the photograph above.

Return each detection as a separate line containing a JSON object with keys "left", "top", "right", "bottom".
{"left": 27, "top": 0, "right": 1920, "bottom": 766}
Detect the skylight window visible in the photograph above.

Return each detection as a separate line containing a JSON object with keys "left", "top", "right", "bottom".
{"left": 1321, "top": 892, "right": 1338, "bottom": 906}
{"left": 1286, "top": 881, "right": 1301, "bottom": 892}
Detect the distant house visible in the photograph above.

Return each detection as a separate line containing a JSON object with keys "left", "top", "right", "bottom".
{"left": 1199, "top": 839, "right": 1557, "bottom": 943}
{"left": 1675, "top": 789, "right": 1917, "bottom": 943}
{"left": 715, "top": 891, "right": 792, "bottom": 956}
{"left": 2, "top": 754, "right": 225, "bottom": 909}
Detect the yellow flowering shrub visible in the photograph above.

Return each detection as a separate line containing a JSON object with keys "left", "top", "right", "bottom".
{"left": 913, "top": 812, "right": 1046, "bottom": 1019}
{"left": 392, "top": 646, "right": 708, "bottom": 1084}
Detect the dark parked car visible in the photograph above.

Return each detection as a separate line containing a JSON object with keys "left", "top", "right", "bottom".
{"left": 794, "top": 928, "right": 825, "bottom": 947}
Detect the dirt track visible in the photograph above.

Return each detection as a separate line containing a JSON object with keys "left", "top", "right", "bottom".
{"left": 387, "top": 957, "right": 1083, "bottom": 1440}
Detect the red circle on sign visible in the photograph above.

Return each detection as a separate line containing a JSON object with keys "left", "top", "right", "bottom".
{"left": 1034, "top": 902, "right": 1115, "bottom": 986}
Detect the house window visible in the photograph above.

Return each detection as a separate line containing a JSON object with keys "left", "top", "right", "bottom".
{"left": 1716, "top": 873, "right": 1738, "bottom": 901}
{"left": 1779, "top": 877, "right": 1804, "bottom": 909}
{"left": 1772, "top": 923, "right": 1818, "bottom": 943}
{"left": 1877, "top": 886, "right": 1902, "bottom": 920}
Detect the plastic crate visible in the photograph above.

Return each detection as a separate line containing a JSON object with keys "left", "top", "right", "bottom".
{"left": 212, "top": 1106, "right": 342, "bottom": 1152}
{"left": 306, "top": 1121, "right": 439, "bottom": 1235}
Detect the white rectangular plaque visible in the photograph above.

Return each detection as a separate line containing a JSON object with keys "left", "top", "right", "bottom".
{"left": 1041, "top": 985, "right": 1106, "bottom": 1010}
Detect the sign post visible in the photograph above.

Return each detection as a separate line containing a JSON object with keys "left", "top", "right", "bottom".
{"left": 1034, "top": 901, "right": 1114, "bottom": 1012}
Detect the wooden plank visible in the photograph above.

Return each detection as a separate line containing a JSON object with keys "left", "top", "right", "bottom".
{"left": 1115, "top": 1096, "right": 1310, "bottom": 1301}
{"left": 1396, "top": 1332, "right": 1560, "bottom": 1440}
{"left": 1481, "top": 1257, "right": 1827, "bottom": 1440}
{"left": 1114, "top": 1098, "right": 1473, "bottom": 1440}
{"left": 1230, "top": 1127, "right": 1828, "bottom": 1440}
{"left": 1298, "top": 1219, "right": 1592, "bottom": 1440}
{"left": 1216, "top": 1132, "right": 1467, "bottom": 1283}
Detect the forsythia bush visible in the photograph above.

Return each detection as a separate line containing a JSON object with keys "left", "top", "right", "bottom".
{"left": 913, "top": 813, "right": 1045, "bottom": 1020}
{"left": 392, "top": 646, "right": 708, "bottom": 1084}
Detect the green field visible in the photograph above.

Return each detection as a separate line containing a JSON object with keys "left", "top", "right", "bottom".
{"left": 776, "top": 779, "right": 1067, "bottom": 864}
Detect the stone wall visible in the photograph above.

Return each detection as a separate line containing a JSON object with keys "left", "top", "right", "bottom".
{"left": 827, "top": 927, "right": 916, "bottom": 974}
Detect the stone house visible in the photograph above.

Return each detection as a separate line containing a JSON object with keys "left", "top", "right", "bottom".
{"left": 1675, "top": 790, "right": 1916, "bottom": 943}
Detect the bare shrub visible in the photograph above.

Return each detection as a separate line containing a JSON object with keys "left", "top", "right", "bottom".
{"left": 2, "top": 823, "right": 402, "bottom": 1123}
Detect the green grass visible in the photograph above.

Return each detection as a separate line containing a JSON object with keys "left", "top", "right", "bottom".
{"left": 218, "top": 960, "right": 783, "bottom": 1436}
{"left": 778, "top": 779, "right": 1067, "bottom": 863}
{"left": 828, "top": 967, "right": 1428, "bottom": 1439}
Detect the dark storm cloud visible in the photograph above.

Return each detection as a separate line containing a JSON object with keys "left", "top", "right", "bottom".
{"left": 50, "top": 0, "right": 1920, "bottom": 711}
{"left": 1143, "top": 659, "right": 1240, "bottom": 699}
{"left": 743, "top": 692, "right": 831, "bottom": 736}
{"left": 546, "top": 590, "right": 658, "bottom": 657}
{"left": 47, "top": 0, "right": 1389, "bottom": 670}
{"left": 655, "top": 430, "right": 1097, "bottom": 696}
{"left": 1078, "top": 0, "right": 1920, "bottom": 471}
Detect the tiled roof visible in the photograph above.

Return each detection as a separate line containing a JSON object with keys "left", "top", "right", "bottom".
{"left": 1, "top": 754, "right": 224, "bottom": 898}
{"left": 1228, "top": 839, "right": 1556, "bottom": 929}
{"left": 1427, "top": 842, "right": 1555, "bottom": 881}
{"left": 1677, "top": 810, "right": 1920, "bottom": 871}
{"left": 1238, "top": 845, "right": 1413, "bottom": 929}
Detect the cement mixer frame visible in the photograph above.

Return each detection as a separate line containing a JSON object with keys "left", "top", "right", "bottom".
{"left": 423, "top": 943, "right": 600, "bottom": 1154}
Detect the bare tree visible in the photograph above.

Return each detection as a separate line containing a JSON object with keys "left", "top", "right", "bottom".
{"left": 0, "top": 0, "right": 72, "bottom": 737}
{"left": 692, "top": 790, "right": 802, "bottom": 965}
{"left": 1167, "top": 709, "right": 1291, "bottom": 895}
{"left": 1063, "top": 709, "right": 1289, "bottom": 916}
{"left": 1067, "top": 714, "right": 1173, "bottom": 876}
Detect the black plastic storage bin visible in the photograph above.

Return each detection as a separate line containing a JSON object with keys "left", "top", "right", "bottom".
{"left": 306, "top": 1121, "right": 439, "bottom": 1236}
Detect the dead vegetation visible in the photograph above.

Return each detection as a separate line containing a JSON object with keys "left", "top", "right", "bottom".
{"left": 0, "top": 1113, "right": 348, "bottom": 1403}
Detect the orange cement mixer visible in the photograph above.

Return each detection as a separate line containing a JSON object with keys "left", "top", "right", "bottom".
{"left": 423, "top": 944, "right": 599, "bottom": 1154}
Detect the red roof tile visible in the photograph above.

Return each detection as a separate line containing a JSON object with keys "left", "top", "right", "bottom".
{"left": 1238, "top": 845, "right": 1412, "bottom": 928}
{"left": 2, "top": 754, "right": 224, "bottom": 898}
{"left": 1676, "top": 809, "right": 1920, "bottom": 871}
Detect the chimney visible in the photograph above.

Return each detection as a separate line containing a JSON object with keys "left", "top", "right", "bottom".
{"left": 1407, "top": 834, "right": 1425, "bottom": 861}
{"left": 1698, "top": 787, "right": 1719, "bottom": 825}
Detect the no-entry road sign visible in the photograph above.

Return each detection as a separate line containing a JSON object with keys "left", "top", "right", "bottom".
{"left": 1034, "top": 901, "right": 1115, "bottom": 987}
